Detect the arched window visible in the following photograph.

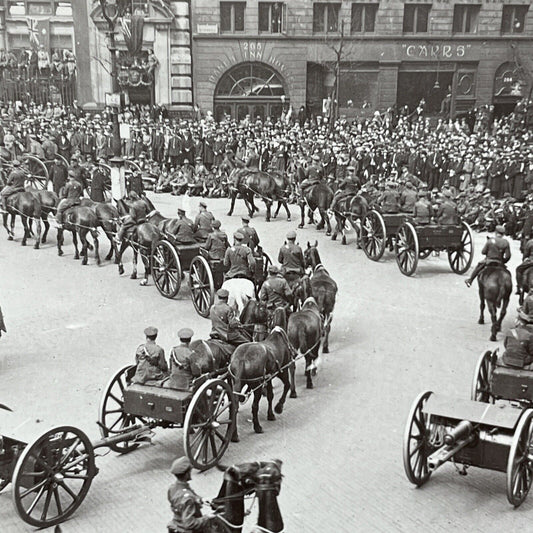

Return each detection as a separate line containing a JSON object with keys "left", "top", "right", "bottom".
{"left": 214, "top": 62, "right": 288, "bottom": 121}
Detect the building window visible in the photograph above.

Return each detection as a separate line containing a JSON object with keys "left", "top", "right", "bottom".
{"left": 220, "top": 2, "right": 246, "bottom": 33}
{"left": 313, "top": 3, "right": 341, "bottom": 33}
{"left": 55, "top": 1, "right": 72, "bottom": 16}
{"left": 8, "top": 1, "right": 26, "bottom": 15}
{"left": 258, "top": 2, "right": 284, "bottom": 34}
{"left": 501, "top": 5, "right": 528, "bottom": 34}
{"left": 130, "top": 0, "right": 149, "bottom": 16}
{"left": 452, "top": 4, "right": 480, "bottom": 34}
{"left": 27, "top": 1, "right": 53, "bottom": 15}
{"left": 351, "top": 3, "right": 378, "bottom": 34}
{"left": 403, "top": 4, "right": 431, "bottom": 33}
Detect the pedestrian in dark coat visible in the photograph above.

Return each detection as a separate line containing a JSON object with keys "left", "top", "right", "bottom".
{"left": 49, "top": 156, "right": 68, "bottom": 195}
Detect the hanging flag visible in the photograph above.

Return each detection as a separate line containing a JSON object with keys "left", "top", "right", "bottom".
{"left": 26, "top": 17, "right": 50, "bottom": 51}
{"left": 27, "top": 17, "right": 40, "bottom": 48}
{"left": 120, "top": 15, "right": 144, "bottom": 57}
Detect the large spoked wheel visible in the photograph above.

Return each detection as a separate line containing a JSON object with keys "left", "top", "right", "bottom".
{"left": 448, "top": 221, "right": 474, "bottom": 274}
{"left": 0, "top": 476, "right": 10, "bottom": 493}
{"left": 22, "top": 155, "right": 49, "bottom": 190}
{"left": 98, "top": 364, "right": 142, "bottom": 454}
{"left": 12, "top": 426, "right": 96, "bottom": 528}
{"left": 189, "top": 255, "right": 215, "bottom": 318}
{"left": 507, "top": 409, "right": 533, "bottom": 507}
{"left": 97, "top": 163, "right": 112, "bottom": 202}
{"left": 471, "top": 350, "right": 496, "bottom": 402}
{"left": 403, "top": 390, "right": 434, "bottom": 487}
{"left": 361, "top": 210, "right": 387, "bottom": 261}
{"left": 183, "top": 379, "right": 237, "bottom": 471}
{"left": 262, "top": 252, "right": 272, "bottom": 281}
{"left": 396, "top": 222, "right": 419, "bottom": 277}
{"left": 151, "top": 240, "right": 182, "bottom": 298}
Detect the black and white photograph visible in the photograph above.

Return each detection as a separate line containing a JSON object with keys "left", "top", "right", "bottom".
{"left": 1, "top": 1, "right": 533, "bottom": 531}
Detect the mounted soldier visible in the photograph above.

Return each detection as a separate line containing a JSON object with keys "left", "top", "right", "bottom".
{"left": 0, "top": 160, "right": 25, "bottom": 213}
{"left": 240, "top": 216, "right": 260, "bottom": 252}
{"left": 203, "top": 219, "right": 228, "bottom": 261}
{"left": 223, "top": 231, "right": 255, "bottom": 281}
{"left": 259, "top": 264, "right": 293, "bottom": 318}
{"left": 330, "top": 166, "right": 359, "bottom": 212}
{"left": 465, "top": 225, "right": 511, "bottom": 287}
{"left": 516, "top": 236, "right": 533, "bottom": 295}
{"left": 114, "top": 197, "right": 149, "bottom": 245}
{"left": 193, "top": 201, "right": 214, "bottom": 241}
{"left": 278, "top": 230, "right": 305, "bottom": 290}
{"left": 55, "top": 170, "right": 83, "bottom": 228}
{"left": 209, "top": 288, "right": 249, "bottom": 346}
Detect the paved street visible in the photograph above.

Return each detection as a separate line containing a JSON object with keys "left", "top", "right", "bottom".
{"left": 0, "top": 194, "right": 530, "bottom": 532}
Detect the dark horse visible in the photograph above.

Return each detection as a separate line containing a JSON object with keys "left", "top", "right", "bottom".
{"left": 2, "top": 191, "right": 42, "bottom": 248}
{"left": 304, "top": 242, "right": 338, "bottom": 353}
{"left": 229, "top": 327, "right": 295, "bottom": 437}
{"left": 57, "top": 205, "right": 101, "bottom": 265}
{"left": 518, "top": 266, "right": 533, "bottom": 305}
{"left": 297, "top": 182, "right": 334, "bottom": 235}
{"left": 227, "top": 169, "right": 291, "bottom": 222}
{"left": 478, "top": 266, "right": 512, "bottom": 341}
{"left": 287, "top": 296, "right": 322, "bottom": 391}
{"left": 30, "top": 189, "right": 58, "bottom": 245}
{"left": 331, "top": 194, "right": 369, "bottom": 246}
{"left": 209, "top": 460, "right": 284, "bottom": 533}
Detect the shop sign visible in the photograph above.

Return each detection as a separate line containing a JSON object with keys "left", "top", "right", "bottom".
{"left": 403, "top": 43, "right": 472, "bottom": 59}
{"left": 197, "top": 23, "right": 218, "bottom": 34}
{"left": 494, "top": 62, "right": 527, "bottom": 99}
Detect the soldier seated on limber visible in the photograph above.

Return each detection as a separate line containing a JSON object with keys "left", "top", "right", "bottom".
{"left": 209, "top": 288, "right": 250, "bottom": 346}
{"left": 413, "top": 189, "right": 433, "bottom": 225}
{"left": 465, "top": 225, "right": 511, "bottom": 287}
{"left": 259, "top": 265, "right": 292, "bottom": 320}
{"left": 379, "top": 181, "right": 400, "bottom": 214}
{"left": 502, "top": 324, "right": 533, "bottom": 369}
{"left": 165, "top": 328, "right": 197, "bottom": 391}
{"left": 278, "top": 230, "right": 305, "bottom": 290}
{"left": 132, "top": 326, "right": 169, "bottom": 386}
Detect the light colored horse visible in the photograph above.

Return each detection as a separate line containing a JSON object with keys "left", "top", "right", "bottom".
{"left": 222, "top": 278, "right": 255, "bottom": 314}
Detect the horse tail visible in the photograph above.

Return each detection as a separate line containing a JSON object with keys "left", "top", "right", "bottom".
{"left": 297, "top": 326, "right": 308, "bottom": 355}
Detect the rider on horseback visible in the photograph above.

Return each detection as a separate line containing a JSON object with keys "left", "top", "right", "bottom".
{"left": 0, "top": 159, "right": 25, "bottom": 213}
{"left": 209, "top": 288, "right": 249, "bottom": 345}
{"left": 114, "top": 198, "right": 149, "bottom": 245}
{"left": 465, "top": 225, "right": 511, "bottom": 287}
{"left": 259, "top": 264, "right": 293, "bottom": 317}
{"left": 330, "top": 167, "right": 359, "bottom": 212}
{"left": 55, "top": 170, "right": 83, "bottom": 228}
{"left": 515, "top": 236, "right": 533, "bottom": 295}
{"left": 224, "top": 231, "right": 255, "bottom": 281}
{"left": 278, "top": 230, "right": 305, "bottom": 289}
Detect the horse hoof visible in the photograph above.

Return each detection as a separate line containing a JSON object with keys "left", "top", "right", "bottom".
{"left": 342, "top": 239, "right": 347, "bottom": 246}
{"left": 268, "top": 413, "right": 277, "bottom": 420}
{"left": 331, "top": 235, "right": 337, "bottom": 241}
{"left": 254, "top": 426, "right": 264, "bottom": 434}
{"left": 82, "top": 260, "right": 88, "bottom": 266}
{"left": 21, "top": 242, "right": 26, "bottom": 247}
{"left": 490, "top": 336, "right": 497, "bottom": 342}
{"left": 74, "top": 256, "right": 80, "bottom": 260}
{"left": 272, "top": 214, "right": 277, "bottom": 219}
{"left": 326, "top": 232, "right": 331, "bottom": 237}
{"left": 306, "top": 382, "right": 314, "bottom": 390}
{"left": 58, "top": 250, "right": 63, "bottom": 256}
{"left": 290, "top": 391, "right": 297, "bottom": 399}
{"left": 274, "top": 404, "right": 283, "bottom": 415}
{"left": 287, "top": 217, "right": 291, "bottom": 222}
{"left": 7, "top": 236, "right": 13, "bottom": 241}
{"left": 140, "top": 279, "right": 148, "bottom": 286}
{"left": 298, "top": 224, "right": 304, "bottom": 229}
{"left": 130, "top": 273, "right": 137, "bottom": 280}
{"left": 42, "top": 239, "right": 46, "bottom": 244}
{"left": 231, "top": 434, "right": 240, "bottom": 443}
{"left": 33, "top": 245, "right": 39, "bottom": 250}
{"left": 323, "top": 347, "right": 329, "bottom": 354}
{"left": 226, "top": 212, "right": 232, "bottom": 217}
{"left": 118, "top": 265, "right": 124, "bottom": 275}
{"left": 478, "top": 319, "right": 484, "bottom": 325}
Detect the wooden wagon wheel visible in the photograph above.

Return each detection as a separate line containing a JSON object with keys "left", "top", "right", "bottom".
{"left": 98, "top": 364, "right": 142, "bottom": 454}
{"left": 125, "top": 160, "right": 142, "bottom": 174}
{"left": 262, "top": 252, "right": 272, "bottom": 282}
{"left": 361, "top": 210, "right": 387, "bottom": 261}
{"left": 12, "top": 425, "right": 96, "bottom": 528}
{"left": 97, "top": 162, "right": 112, "bottom": 202}
{"left": 22, "top": 155, "right": 49, "bottom": 190}
{"left": 0, "top": 476, "right": 10, "bottom": 493}
{"left": 396, "top": 222, "right": 419, "bottom": 277}
{"left": 507, "top": 409, "right": 533, "bottom": 507}
{"left": 448, "top": 221, "right": 474, "bottom": 275}
{"left": 151, "top": 240, "right": 182, "bottom": 299}
{"left": 188, "top": 255, "right": 215, "bottom": 318}
{"left": 56, "top": 154, "right": 69, "bottom": 167}
{"left": 183, "top": 378, "right": 237, "bottom": 471}
{"left": 403, "top": 390, "right": 434, "bottom": 487}
{"left": 471, "top": 350, "right": 496, "bottom": 403}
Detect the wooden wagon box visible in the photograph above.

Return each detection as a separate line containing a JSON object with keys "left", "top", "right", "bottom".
{"left": 175, "top": 243, "right": 202, "bottom": 271}
{"left": 123, "top": 384, "right": 191, "bottom": 424}
{"left": 381, "top": 213, "right": 406, "bottom": 234}
{"left": 416, "top": 224, "right": 463, "bottom": 249}
{"left": 492, "top": 366, "right": 533, "bottom": 402}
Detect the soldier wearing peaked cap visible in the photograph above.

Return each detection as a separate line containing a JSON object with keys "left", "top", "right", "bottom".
{"left": 193, "top": 201, "right": 214, "bottom": 241}
{"left": 259, "top": 263, "right": 293, "bottom": 313}
{"left": 167, "top": 456, "right": 214, "bottom": 533}
{"left": 132, "top": 326, "right": 168, "bottom": 385}
{"left": 278, "top": 230, "right": 305, "bottom": 289}
{"left": 240, "top": 216, "right": 260, "bottom": 252}
{"left": 223, "top": 231, "right": 255, "bottom": 280}
{"left": 209, "top": 287, "right": 249, "bottom": 346}
{"left": 166, "top": 328, "right": 196, "bottom": 390}
{"left": 203, "top": 219, "right": 229, "bottom": 261}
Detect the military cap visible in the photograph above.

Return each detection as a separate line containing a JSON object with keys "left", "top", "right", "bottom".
{"left": 144, "top": 326, "right": 158, "bottom": 336}
{"left": 495, "top": 225, "right": 505, "bottom": 234}
{"left": 212, "top": 219, "right": 221, "bottom": 229}
{"left": 268, "top": 264, "right": 280, "bottom": 274}
{"left": 12, "top": 159, "right": 21, "bottom": 167}
{"left": 177, "top": 208, "right": 186, "bottom": 215}
{"left": 170, "top": 456, "right": 192, "bottom": 475}
{"left": 286, "top": 230, "right": 297, "bottom": 240}
{"left": 233, "top": 231, "right": 244, "bottom": 241}
{"left": 199, "top": 201, "right": 207, "bottom": 208}
{"left": 241, "top": 216, "right": 250, "bottom": 223}
{"left": 217, "top": 288, "right": 229, "bottom": 299}
{"left": 178, "top": 327, "right": 194, "bottom": 340}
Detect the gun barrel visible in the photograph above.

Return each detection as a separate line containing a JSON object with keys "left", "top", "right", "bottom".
{"left": 428, "top": 430, "right": 476, "bottom": 472}
{"left": 444, "top": 420, "right": 473, "bottom": 446}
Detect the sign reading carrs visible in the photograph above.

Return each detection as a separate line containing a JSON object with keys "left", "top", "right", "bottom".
{"left": 403, "top": 43, "right": 472, "bottom": 59}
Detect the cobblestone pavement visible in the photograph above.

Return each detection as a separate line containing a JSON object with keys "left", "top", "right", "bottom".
{"left": 0, "top": 194, "right": 530, "bottom": 532}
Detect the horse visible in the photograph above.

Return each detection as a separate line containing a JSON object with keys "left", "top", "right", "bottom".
{"left": 518, "top": 266, "right": 533, "bottom": 305}
{"left": 253, "top": 460, "right": 284, "bottom": 533}
{"left": 229, "top": 327, "right": 295, "bottom": 436}
{"left": 477, "top": 266, "right": 513, "bottom": 341}
{"left": 80, "top": 199, "right": 120, "bottom": 262}
{"left": 269, "top": 169, "right": 292, "bottom": 221}
{"left": 292, "top": 274, "right": 312, "bottom": 311}
{"left": 227, "top": 169, "right": 291, "bottom": 222}
{"left": 240, "top": 299, "right": 269, "bottom": 341}
{"left": 57, "top": 206, "right": 101, "bottom": 265}
{"left": 304, "top": 242, "right": 338, "bottom": 353}
{"left": 2, "top": 191, "right": 42, "bottom": 248}
{"left": 222, "top": 278, "right": 256, "bottom": 315}
{"left": 287, "top": 297, "right": 322, "bottom": 391}
{"left": 297, "top": 182, "right": 334, "bottom": 235}
{"left": 29, "top": 189, "right": 58, "bottom": 244}
{"left": 331, "top": 194, "right": 369, "bottom": 246}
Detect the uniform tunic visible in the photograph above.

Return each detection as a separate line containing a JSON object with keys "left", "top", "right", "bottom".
{"left": 224, "top": 244, "right": 255, "bottom": 279}
{"left": 132, "top": 341, "right": 168, "bottom": 385}
{"left": 413, "top": 198, "right": 433, "bottom": 224}
{"left": 209, "top": 302, "right": 239, "bottom": 342}
{"left": 193, "top": 211, "right": 214, "bottom": 240}
{"left": 259, "top": 274, "right": 292, "bottom": 309}
{"left": 168, "top": 480, "right": 211, "bottom": 533}
{"left": 437, "top": 200, "right": 459, "bottom": 225}
{"left": 240, "top": 225, "right": 260, "bottom": 251}
{"left": 482, "top": 236, "right": 511, "bottom": 264}
{"left": 204, "top": 230, "right": 228, "bottom": 261}
{"left": 278, "top": 243, "right": 305, "bottom": 275}
{"left": 167, "top": 344, "right": 194, "bottom": 390}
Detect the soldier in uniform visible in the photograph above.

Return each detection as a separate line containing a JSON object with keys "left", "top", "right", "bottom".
{"left": 240, "top": 216, "right": 260, "bottom": 252}
{"left": 90, "top": 160, "right": 108, "bottom": 202}
{"left": 56, "top": 171, "right": 83, "bottom": 227}
{"left": 170, "top": 208, "right": 197, "bottom": 244}
{"left": 437, "top": 189, "right": 459, "bottom": 225}
{"left": 167, "top": 456, "right": 214, "bottom": 533}
{"left": 203, "top": 219, "right": 229, "bottom": 261}
{"left": 132, "top": 326, "right": 169, "bottom": 385}
{"left": 278, "top": 230, "right": 305, "bottom": 289}
{"left": 0, "top": 160, "right": 26, "bottom": 213}
{"left": 209, "top": 288, "right": 249, "bottom": 345}
{"left": 502, "top": 323, "right": 533, "bottom": 369}
{"left": 400, "top": 181, "right": 418, "bottom": 213}
{"left": 115, "top": 198, "right": 149, "bottom": 244}
{"left": 330, "top": 167, "right": 359, "bottom": 211}
{"left": 193, "top": 201, "right": 214, "bottom": 241}
{"left": 166, "top": 328, "right": 196, "bottom": 390}
{"left": 465, "top": 225, "right": 511, "bottom": 287}
{"left": 49, "top": 155, "right": 68, "bottom": 196}
{"left": 379, "top": 181, "right": 400, "bottom": 213}
{"left": 515, "top": 236, "right": 533, "bottom": 295}
{"left": 259, "top": 264, "right": 293, "bottom": 313}
{"left": 223, "top": 231, "right": 255, "bottom": 280}
{"left": 413, "top": 189, "right": 433, "bottom": 224}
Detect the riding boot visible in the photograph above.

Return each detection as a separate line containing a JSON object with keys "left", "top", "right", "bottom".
{"left": 465, "top": 262, "right": 485, "bottom": 287}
